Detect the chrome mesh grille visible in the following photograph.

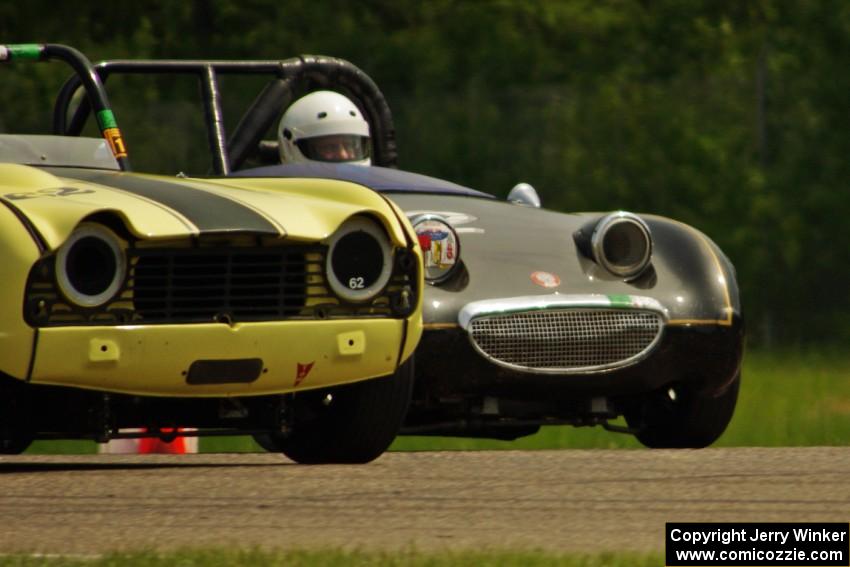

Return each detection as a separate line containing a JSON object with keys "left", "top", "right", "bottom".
{"left": 468, "top": 309, "right": 663, "bottom": 372}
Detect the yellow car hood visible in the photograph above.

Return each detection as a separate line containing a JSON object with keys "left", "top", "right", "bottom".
{"left": 0, "top": 164, "right": 406, "bottom": 250}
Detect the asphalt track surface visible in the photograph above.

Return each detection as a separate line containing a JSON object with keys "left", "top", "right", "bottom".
{"left": 0, "top": 448, "right": 848, "bottom": 555}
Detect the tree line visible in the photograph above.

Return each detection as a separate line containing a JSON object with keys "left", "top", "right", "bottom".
{"left": 1, "top": 0, "right": 847, "bottom": 345}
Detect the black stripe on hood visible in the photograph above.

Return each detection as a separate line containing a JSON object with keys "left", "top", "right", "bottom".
{"left": 58, "top": 169, "right": 280, "bottom": 235}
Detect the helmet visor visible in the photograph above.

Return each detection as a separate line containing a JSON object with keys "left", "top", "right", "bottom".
{"left": 296, "top": 134, "right": 371, "bottom": 163}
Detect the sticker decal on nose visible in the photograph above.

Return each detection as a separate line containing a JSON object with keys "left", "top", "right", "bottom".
{"left": 295, "top": 361, "right": 315, "bottom": 387}
{"left": 531, "top": 271, "right": 561, "bottom": 288}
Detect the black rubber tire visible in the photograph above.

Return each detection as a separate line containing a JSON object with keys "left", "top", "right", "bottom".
{"left": 251, "top": 432, "right": 280, "bottom": 453}
{"left": 266, "top": 358, "right": 414, "bottom": 464}
{"left": 0, "top": 379, "right": 33, "bottom": 455}
{"left": 0, "top": 435, "right": 32, "bottom": 455}
{"left": 626, "top": 373, "right": 740, "bottom": 449}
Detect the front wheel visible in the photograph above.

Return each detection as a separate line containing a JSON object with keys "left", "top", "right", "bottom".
{"left": 0, "top": 435, "right": 33, "bottom": 455}
{"left": 258, "top": 358, "right": 414, "bottom": 464}
{"left": 625, "top": 373, "right": 740, "bottom": 449}
{"left": 0, "top": 377, "right": 33, "bottom": 455}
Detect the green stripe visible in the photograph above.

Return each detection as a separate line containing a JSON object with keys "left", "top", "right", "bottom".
{"left": 8, "top": 44, "right": 42, "bottom": 60}
{"left": 96, "top": 110, "right": 118, "bottom": 130}
{"left": 97, "top": 109, "right": 118, "bottom": 131}
{"left": 607, "top": 294, "right": 633, "bottom": 308}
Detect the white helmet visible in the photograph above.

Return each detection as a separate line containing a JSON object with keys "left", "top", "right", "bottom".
{"left": 278, "top": 90, "right": 371, "bottom": 165}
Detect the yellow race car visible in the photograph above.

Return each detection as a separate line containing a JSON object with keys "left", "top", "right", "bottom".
{"left": 0, "top": 44, "right": 423, "bottom": 463}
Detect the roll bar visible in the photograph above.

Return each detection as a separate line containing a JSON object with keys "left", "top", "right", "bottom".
{"left": 52, "top": 56, "right": 398, "bottom": 175}
{"left": 0, "top": 43, "right": 132, "bottom": 171}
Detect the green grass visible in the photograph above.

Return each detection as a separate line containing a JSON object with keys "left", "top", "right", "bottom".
{"left": 26, "top": 440, "right": 97, "bottom": 455}
{"left": 0, "top": 549, "right": 663, "bottom": 567}
{"left": 24, "top": 347, "right": 850, "bottom": 455}
{"left": 715, "top": 347, "right": 850, "bottom": 446}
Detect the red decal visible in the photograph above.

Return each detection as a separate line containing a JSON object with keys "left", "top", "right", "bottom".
{"left": 417, "top": 233, "right": 432, "bottom": 251}
{"left": 530, "top": 271, "right": 561, "bottom": 288}
{"left": 295, "top": 361, "right": 315, "bottom": 387}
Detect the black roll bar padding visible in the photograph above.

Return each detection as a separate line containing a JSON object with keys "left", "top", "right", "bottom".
{"left": 227, "top": 77, "right": 296, "bottom": 173}
{"left": 53, "top": 72, "right": 85, "bottom": 135}
{"left": 38, "top": 45, "right": 131, "bottom": 171}
{"left": 294, "top": 55, "right": 398, "bottom": 168}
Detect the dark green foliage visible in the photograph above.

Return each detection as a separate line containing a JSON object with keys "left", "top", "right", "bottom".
{"left": 1, "top": 0, "right": 846, "bottom": 344}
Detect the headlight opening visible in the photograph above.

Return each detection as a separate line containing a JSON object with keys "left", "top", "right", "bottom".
{"left": 55, "top": 223, "right": 127, "bottom": 307}
{"left": 591, "top": 212, "right": 652, "bottom": 280}
{"left": 325, "top": 216, "right": 394, "bottom": 302}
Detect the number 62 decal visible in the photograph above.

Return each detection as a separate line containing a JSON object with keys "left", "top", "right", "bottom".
{"left": 4, "top": 186, "right": 94, "bottom": 201}
{"left": 348, "top": 276, "right": 365, "bottom": 289}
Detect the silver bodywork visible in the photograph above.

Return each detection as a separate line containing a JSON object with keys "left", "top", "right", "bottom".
{"left": 0, "top": 135, "right": 119, "bottom": 169}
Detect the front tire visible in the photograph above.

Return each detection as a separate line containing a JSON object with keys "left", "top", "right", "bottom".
{"left": 0, "top": 377, "right": 33, "bottom": 455}
{"left": 260, "top": 358, "right": 414, "bottom": 464}
{"left": 0, "top": 434, "right": 33, "bottom": 455}
{"left": 625, "top": 373, "right": 740, "bottom": 448}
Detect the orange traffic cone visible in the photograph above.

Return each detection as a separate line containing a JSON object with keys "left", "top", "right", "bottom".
{"left": 99, "top": 428, "right": 198, "bottom": 454}
{"left": 138, "top": 428, "right": 197, "bottom": 454}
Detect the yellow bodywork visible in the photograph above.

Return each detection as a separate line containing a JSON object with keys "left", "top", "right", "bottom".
{"left": 196, "top": 176, "right": 412, "bottom": 245}
{"left": 0, "top": 163, "right": 423, "bottom": 396}
{"left": 0, "top": 202, "right": 41, "bottom": 379}
{"left": 32, "top": 319, "right": 409, "bottom": 396}
{"left": 0, "top": 165, "right": 410, "bottom": 246}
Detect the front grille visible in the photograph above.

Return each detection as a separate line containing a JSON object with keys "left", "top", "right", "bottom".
{"left": 131, "top": 247, "right": 313, "bottom": 321}
{"left": 468, "top": 309, "right": 663, "bottom": 373}
{"left": 25, "top": 244, "right": 417, "bottom": 326}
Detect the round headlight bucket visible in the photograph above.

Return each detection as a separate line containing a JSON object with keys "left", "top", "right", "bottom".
{"left": 411, "top": 214, "right": 460, "bottom": 284}
{"left": 591, "top": 212, "right": 652, "bottom": 279}
{"left": 325, "top": 216, "right": 394, "bottom": 302}
{"left": 56, "top": 223, "right": 126, "bottom": 307}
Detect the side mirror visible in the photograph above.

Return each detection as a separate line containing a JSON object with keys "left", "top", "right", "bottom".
{"left": 507, "top": 182, "right": 541, "bottom": 208}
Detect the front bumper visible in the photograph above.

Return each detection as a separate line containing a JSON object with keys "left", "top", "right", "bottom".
{"left": 29, "top": 318, "right": 413, "bottom": 397}
{"left": 416, "top": 310, "right": 743, "bottom": 401}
